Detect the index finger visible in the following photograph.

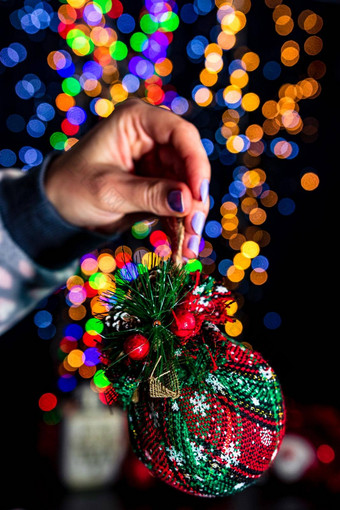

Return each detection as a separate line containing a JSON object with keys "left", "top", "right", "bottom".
{"left": 135, "top": 100, "right": 211, "bottom": 203}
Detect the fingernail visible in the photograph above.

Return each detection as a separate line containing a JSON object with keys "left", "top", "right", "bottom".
{"left": 200, "top": 179, "right": 209, "bottom": 204}
{"left": 188, "top": 235, "right": 200, "bottom": 256}
{"left": 191, "top": 211, "right": 206, "bottom": 236}
{"left": 167, "top": 190, "right": 184, "bottom": 212}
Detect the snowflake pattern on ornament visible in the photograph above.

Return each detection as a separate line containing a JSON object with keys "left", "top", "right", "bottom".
{"left": 172, "top": 400, "right": 180, "bottom": 412}
{"left": 206, "top": 373, "right": 226, "bottom": 395}
{"left": 220, "top": 441, "right": 241, "bottom": 468}
{"left": 190, "top": 441, "right": 208, "bottom": 464}
{"left": 259, "top": 366, "right": 274, "bottom": 380}
{"left": 260, "top": 427, "right": 273, "bottom": 446}
{"left": 189, "top": 392, "right": 210, "bottom": 417}
{"left": 166, "top": 446, "right": 185, "bottom": 466}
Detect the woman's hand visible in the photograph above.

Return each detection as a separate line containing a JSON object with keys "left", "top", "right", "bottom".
{"left": 45, "top": 98, "right": 211, "bottom": 260}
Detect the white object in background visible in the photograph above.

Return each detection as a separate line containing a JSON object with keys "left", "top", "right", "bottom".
{"left": 59, "top": 383, "right": 128, "bottom": 490}
{"left": 271, "top": 433, "right": 316, "bottom": 483}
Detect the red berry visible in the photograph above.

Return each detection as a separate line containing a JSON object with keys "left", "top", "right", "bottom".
{"left": 123, "top": 334, "right": 150, "bottom": 360}
{"left": 171, "top": 311, "right": 196, "bottom": 339}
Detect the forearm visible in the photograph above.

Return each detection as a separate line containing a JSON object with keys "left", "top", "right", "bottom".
{"left": 0, "top": 156, "right": 118, "bottom": 334}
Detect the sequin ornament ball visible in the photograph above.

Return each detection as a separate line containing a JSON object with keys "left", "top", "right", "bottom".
{"left": 96, "top": 225, "right": 285, "bottom": 497}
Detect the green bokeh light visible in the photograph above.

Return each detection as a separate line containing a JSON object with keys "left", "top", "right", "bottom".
{"left": 130, "top": 32, "right": 148, "bottom": 52}
{"left": 109, "top": 41, "right": 128, "bottom": 60}
{"left": 50, "top": 132, "right": 67, "bottom": 150}
{"left": 62, "top": 77, "right": 81, "bottom": 96}
{"left": 85, "top": 318, "right": 104, "bottom": 335}
{"left": 140, "top": 13, "right": 159, "bottom": 34}
{"left": 184, "top": 260, "right": 203, "bottom": 273}
{"left": 94, "top": 369, "right": 110, "bottom": 388}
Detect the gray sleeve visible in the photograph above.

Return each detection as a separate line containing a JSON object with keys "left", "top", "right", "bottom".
{"left": 0, "top": 162, "right": 118, "bottom": 335}
{"left": 0, "top": 207, "right": 77, "bottom": 334}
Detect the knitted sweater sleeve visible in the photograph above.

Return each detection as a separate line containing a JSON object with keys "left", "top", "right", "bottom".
{"left": 0, "top": 154, "right": 119, "bottom": 335}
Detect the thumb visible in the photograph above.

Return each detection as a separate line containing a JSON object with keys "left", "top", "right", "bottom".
{"left": 107, "top": 172, "right": 193, "bottom": 218}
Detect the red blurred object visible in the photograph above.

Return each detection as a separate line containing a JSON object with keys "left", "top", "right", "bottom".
{"left": 123, "top": 334, "right": 150, "bottom": 360}
{"left": 170, "top": 311, "right": 196, "bottom": 340}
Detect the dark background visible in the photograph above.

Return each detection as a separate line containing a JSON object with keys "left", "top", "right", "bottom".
{"left": 0, "top": 0, "right": 338, "bottom": 508}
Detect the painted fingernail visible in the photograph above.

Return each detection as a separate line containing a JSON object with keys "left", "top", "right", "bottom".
{"left": 188, "top": 235, "right": 200, "bottom": 256}
{"left": 191, "top": 211, "right": 206, "bottom": 236}
{"left": 200, "top": 179, "right": 209, "bottom": 204}
{"left": 167, "top": 190, "right": 184, "bottom": 212}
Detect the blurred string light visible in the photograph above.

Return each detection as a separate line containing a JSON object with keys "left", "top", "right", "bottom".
{"left": 185, "top": 0, "right": 324, "bottom": 293}
{"left": 0, "top": 1, "right": 324, "bottom": 411}
{"left": 44, "top": 0, "right": 324, "bottom": 407}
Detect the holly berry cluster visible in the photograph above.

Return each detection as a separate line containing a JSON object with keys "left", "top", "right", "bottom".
{"left": 97, "top": 260, "right": 235, "bottom": 408}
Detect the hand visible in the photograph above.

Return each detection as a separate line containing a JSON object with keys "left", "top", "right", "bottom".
{"left": 45, "top": 98, "right": 211, "bottom": 261}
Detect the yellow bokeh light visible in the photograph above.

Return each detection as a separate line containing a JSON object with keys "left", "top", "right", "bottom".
{"left": 241, "top": 52, "right": 260, "bottom": 71}
{"left": 273, "top": 4, "right": 291, "bottom": 21}
{"left": 242, "top": 170, "right": 262, "bottom": 188}
{"left": 227, "top": 265, "right": 245, "bottom": 282}
{"left": 281, "top": 41, "right": 300, "bottom": 66}
{"left": 67, "top": 0, "right": 86, "bottom": 8}
{"left": 245, "top": 124, "right": 263, "bottom": 142}
{"left": 98, "top": 253, "right": 116, "bottom": 273}
{"left": 66, "top": 275, "right": 84, "bottom": 290}
{"left": 226, "top": 135, "right": 246, "bottom": 153}
{"left": 275, "top": 15, "right": 294, "bottom": 36}
{"left": 223, "top": 85, "right": 242, "bottom": 105}
{"left": 249, "top": 207, "right": 267, "bottom": 225}
{"left": 221, "top": 11, "right": 247, "bottom": 34}
{"left": 155, "top": 58, "right": 173, "bottom": 76}
{"left": 95, "top": 98, "right": 114, "bottom": 117}
{"left": 241, "top": 197, "right": 258, "bottom": 214}
{"left": 79, "top": 365, "right": 96, "bottom": 379}
{"left": 91, "top": 296, "right": 110, "bottom": 318}
{"left": 230, "top": 69, "right": 249, "bottom": 88}
{"left": 205, "top": 52, "right": 224, "bottom": 73}
{"left": 250, "top": 269, "right": 268, "bottom": 286}
{"left": 110, "top": 83, "right": 129, "bottom": 104}
{"left": 225, "top": 319, "right": 243, "bottom": 337}
{"left": 220, "top": 201, "right": 238, "bottom": 216}
{"left": 233, "top": 252, "right": 251, "bottom": 270}
{"left": 142, "top": 252, "right": 161, "bottom": 269}
{"left": 67, "top": 349, "right": 85, "bottom": 369}
{"left": 301, "top": 172, "right": 320, "bottom": 191}
{"left": 262, "top": 100, "right": 279, "bottom": 119}
{"left": 222, "top": 214, "right": 239, "bottom": 231}
{"left": 81, "top": 257, "right": 98, "bottom": 275}
{"left": 217, "top": 31, "right": 236, "bottom": 50}
{"left": 194, "top": 86, "right": 213, "bottom": 107}
{"left": 68, "top": 305, "right": 87, "bottom": 321}
{"left": 200, "top": 69, "right": 218, "bottom": 87}
{"left": 241, "top": 240, "right": 260, "bottom": 258}
{"left": 204, "top": 43, "right": 223, "bottom": 57}
{"left": 225, "top": 299, "right": 238, "bottom": 316}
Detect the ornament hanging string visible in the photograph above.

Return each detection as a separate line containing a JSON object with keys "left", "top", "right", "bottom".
{"left": 166, "top": 217, "right": 185, "bottom": 267}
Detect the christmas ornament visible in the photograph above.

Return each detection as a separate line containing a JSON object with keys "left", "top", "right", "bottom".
{"left": 96, "top": 253, "right": 285, "bottom": 497}
{"left": 96, "top": 220, "right": 285, "bottom": 497}
{"left": 123, "top": 334, "right": 150, "bottom": 360}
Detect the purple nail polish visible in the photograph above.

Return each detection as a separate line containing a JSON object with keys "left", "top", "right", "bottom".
{"left": 200, "top": 179, "right": 209, "bottom": 204}
{"left": 167, "top": 190, "right": 184, "bottom": 212}
{"left": 191, "top": 211, "right": 206, "bottom": 236}
{"left": 188, "top": 235, "right": 200, "bottom": 256}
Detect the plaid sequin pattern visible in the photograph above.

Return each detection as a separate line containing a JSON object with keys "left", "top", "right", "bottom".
{"left": 128, "top": 329, "right": 285, "bottom": 497}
